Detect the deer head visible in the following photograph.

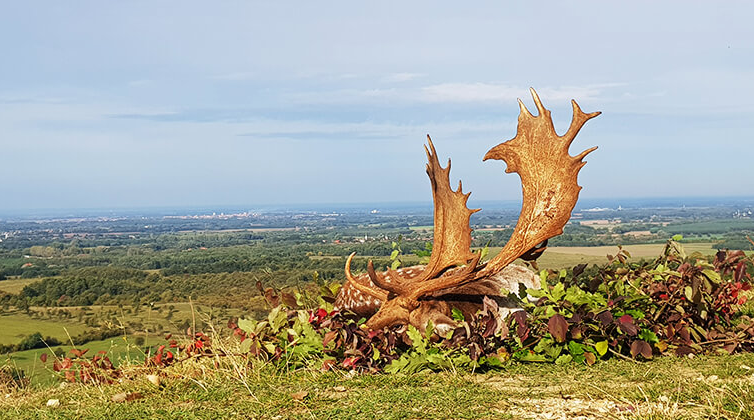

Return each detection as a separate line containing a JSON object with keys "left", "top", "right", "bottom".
{"left": 334, "top": 88, "right": 600, "bottom": 331}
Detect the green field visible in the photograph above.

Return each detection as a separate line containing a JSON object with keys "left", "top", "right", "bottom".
{"left": 0, "top": 314, "right": 89, "bottom": 346}
{"left": 0, "top": 278, "right": 40, "bottom": 295}
{"left": 0, "top": 301, "right": 237, "bottom": 347}
{"left": 477, "top": 242, "right": 735, "bottom": 270}
{"left": 2, "top": 335, "right": 163, "bottom": 385}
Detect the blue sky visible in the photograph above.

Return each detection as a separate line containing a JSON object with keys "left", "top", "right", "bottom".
{"left": 1, "top": 2, "right": 752, "bottom": 210}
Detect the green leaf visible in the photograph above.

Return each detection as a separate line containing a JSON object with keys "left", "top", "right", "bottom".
{"left": 384, "top": 357, "right": 409, "bottom": 374}
{"left": 239, "top": 339, "right": 252, "bottom": 354}
{"left": 480, "top": 244, "right": 490, "bottom": 261}
{"left": 638, "top": 329, "right": 659, "bottom": 344}
{"left": 406, "top": 325, "right": 426, "bottom": 353}
{"left": 390, "top": 250, "right": 400, "bottom": 260}
{"left": 526, "top": 288, "right": 548, "bottom": 299}
{"left": 555, "top": 354, "right": 573, "bottom": 365}
{"left": 268, "top": 306, "right": 287, "bottom": 332}
{"left": 237, "top": 318, "right": 256, "bottom": 335}
{"left": 551, "top": 283, "right": 566, "bottom": 302}
{"left": 672, "top": 234, "right": 683, "bottom": 241}
{"left": 451, "top": 308, "right": 465, "bottom": 322}
{"left": 391, "top": 260, "right": 401, "bottom": 270}
{"left": 684, "top": 286, "right": 693, "bottom": 301}
{"left": 595, "top": 340, "right": 609, "bottom": 357}
{"left": 514, "top": 350, "right": 548, "bottom": 362}
{"left": 567, "top": 340, "right": 585, "bottom": 356}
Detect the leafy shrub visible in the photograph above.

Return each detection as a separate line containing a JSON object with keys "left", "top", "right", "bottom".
{"left": 39, "top": 238, "right": 754, "bottom": 384}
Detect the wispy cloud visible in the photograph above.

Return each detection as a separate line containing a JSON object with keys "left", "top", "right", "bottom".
{"left": 419, "top": 83, "right": 623, "bottom": 104}
{"left": 210, "top": 71, "right": 257, "bottom": 81}
{"left": 382, "top": 72, "right": 423, "bottom": 83}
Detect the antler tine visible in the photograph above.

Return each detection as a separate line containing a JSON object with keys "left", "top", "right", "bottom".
{"left": 518, "top": 98, "right": 533, "bottom": 118}
{"left": 563, "top": 99, "right": 602, "bottom": 147}
{"left": 529, "top": 87, "right": 548, "bottom": 116}
{"left": 344, "top": 252, "right": 388, "bottom": 301}
{"left": 367, "top": 260, "right": 407, "bottom": 296}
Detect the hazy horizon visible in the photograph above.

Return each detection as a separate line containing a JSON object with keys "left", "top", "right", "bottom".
{"left": 2, "top": 195, "right": 754, "bottom": 220}
{"left": 2, "top": 2, "right": 753, "bottom": 210}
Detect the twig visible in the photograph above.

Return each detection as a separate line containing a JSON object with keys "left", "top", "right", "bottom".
{"left": 695, "top": 337, "right": 754, "bottom": 346}
{"left": 188, "top": 296, "right": 197, "bottom": 337}
{"left": 609, "top": 348, "right": 637, "bottom": 363}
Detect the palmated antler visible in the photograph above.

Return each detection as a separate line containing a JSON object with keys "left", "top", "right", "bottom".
{"left": 478, "top": 88, "right": 600, "bottom": 276}
{"left": 339, "top": 88, "right": 599, "bottom": 331}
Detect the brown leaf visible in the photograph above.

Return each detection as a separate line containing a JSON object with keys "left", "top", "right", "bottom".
{"left": 125, "top": 392, "right": 144, "bottom": 402}
{"left": 322, "top": 331, "right": 339, "bottom": 348}
{"left": 291, "top": 391, "right": 309, "bottom": 401}
{"left": 572, "top": 263, "right": 587, "bottom": 278}
{"left": 675, "top": 346, "right": 695, "bottom": 356}
{"left": 630, "top": 340, "right": 652, "bottom": 359}
{"left": 584, "top": 352, "right": 596, "bottom": 366}
{"left": 596, "top": 310, "right": 614, "bottom": 326}
{"left": 40, "top": 353, "right": 48, "bottom": 363}
{"left": 281, "top": 292, "right": 299, "bottom": 309}
{"left": 548, "top": 314, "right": 568, "bottom": 343}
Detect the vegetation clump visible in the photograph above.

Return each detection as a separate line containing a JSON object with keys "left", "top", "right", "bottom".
{"left": 31, "top": 238, "right": 754, "bottom": 385}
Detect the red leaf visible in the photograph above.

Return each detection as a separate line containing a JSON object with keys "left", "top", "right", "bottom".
{"left": 735, "top": 261, "right": 746, "bottom": 282}
{"left": 40, "top": 353, "right": 48, "bottom": 363}
{"left": 342, "top": 356, "right": 360, "bottom": 368}
{"left": 70, "top": 348, "right": 88, "bottom": 358}
{"left": 547, "top": 314, "right": 568, "bottom": 343}
{"left": 617, "top": 315, "right": 638, "bottom": 336}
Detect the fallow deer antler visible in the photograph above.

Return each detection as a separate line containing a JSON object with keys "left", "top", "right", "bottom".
{"left": 341, "top": 88, "right": 599, "bottom": 331}
{"left": 478, "top": 88, "right": 600, "bottom": 276}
